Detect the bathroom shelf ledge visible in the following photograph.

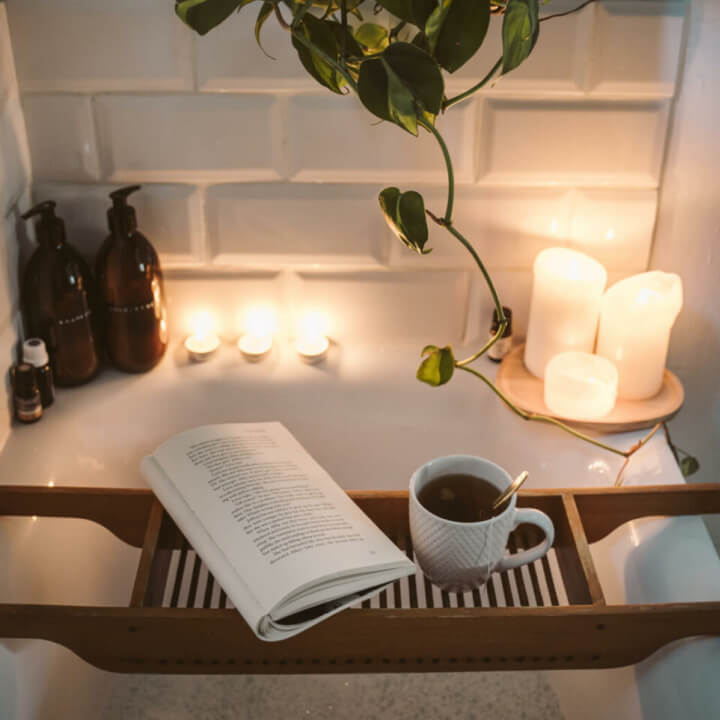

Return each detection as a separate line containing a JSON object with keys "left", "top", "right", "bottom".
{"left": 0, "top": 484, "right": 719, "bottom": 674}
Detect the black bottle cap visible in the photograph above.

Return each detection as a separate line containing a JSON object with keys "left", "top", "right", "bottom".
{"left": 491, "top": 306, "right": 513, "bottom": 337}
{"left": 21, "top": 201, "right": 67, "bottom": 248}
{"left": 108, "top": 185, "right": 141, "bottom": 236}
{"left": 13, "top": 363, "right": 39, "bottom": 399}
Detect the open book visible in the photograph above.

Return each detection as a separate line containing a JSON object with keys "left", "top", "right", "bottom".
{"left": 141, "top": 422, "right": 415, "bottom": 641}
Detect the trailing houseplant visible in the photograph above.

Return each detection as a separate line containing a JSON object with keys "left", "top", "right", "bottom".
{"left": 174, "top": 0, "right": 696, "bottom": 482}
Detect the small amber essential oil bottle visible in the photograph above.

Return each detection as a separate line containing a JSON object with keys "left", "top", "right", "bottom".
{"left": 13, "top": 362, "right": 43, "bottom": 423}
{"left": 23, "top": 337, "right": 55, "bottom": 408}
{"left": 487, "top": 306, "right": 513, "bottom": 363}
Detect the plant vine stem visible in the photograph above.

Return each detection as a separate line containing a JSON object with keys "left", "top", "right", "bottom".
{"left": 614, "top": 424, "right": 663, "bottom": 486}
{"left": 340, "top": 0, "right": 348, "bottom": 60}
{"left": 541, "top": 0, "right": 596, "bottom": 22}
{"left": 272, "top": 2, "right": 291, "bottom": 29}
{"left": 422, "top": 119, "right": 507, "bottom": 364}
{"left": 290, "top": 29, "right": 358, "bottom": 92}
{"left": 421, "top": 121, "right": 454, "bottom": 223}
{"left": 662, "top": 421, "right": 681, "bottom": 465}
{"left": 442, "top": 0, "right": 595, "bottom": 111}
{"left": 456, "top": 364, "right": 662, "bottom": 470}
{"left": 444, "top": 224, "right": 507, "bottom": 365}
{"left": 443, "top": 56, "right": 502, "bottom": 111}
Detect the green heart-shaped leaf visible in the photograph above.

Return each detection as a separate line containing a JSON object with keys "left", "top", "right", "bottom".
{"left": 425, "top": 0, "right": 452, "bottom": 53}
{"left": 426, "top": 0, "right": 491, "bottom": 73}
{"left": 502, "top": 0, "right": 539, "bottom": 74}
{"left": 379, "top": 187, "right": 404, "bottom": 245}
{"left": 417, "top": 345, "right": 455, "bottom": 386}
{"left": 384, "top": 42, "right": 443, "bottom": 115}
{"left": 397, "top": 191, "right": 428, "bottom": 251}
{"left": 358, "top": 60, "right": 391, "bottom": 122}
{"left": 378, "top": 187, "right": 430, "bottom": 254}
{"left": 358, "top": 42, "right": 443, "bottom": 133}
{"left": 375, "top": 0, "right": 437, "bottom": 27}
{"left": 411, "top": 30, "right": 432, "bottom": 54}
{"left": 355, "top": 23, "right": 389, "bottom": 52}
{"left": 327, "top": 20, "right": 364, "bottom": 59}
{"left": 292, "top": 14, "right": 346, "bottom": 94}
{"left": 680, "top": 455, "right": 700, "bottom": 477}
{"left": 383, "top": 60, "right": 419, "bottom": 135}
{"left": 254, "top": 1, "right": 275, "bottom": 59}
{"left": 176, "top": 0, "right": 255, "bottom": 35}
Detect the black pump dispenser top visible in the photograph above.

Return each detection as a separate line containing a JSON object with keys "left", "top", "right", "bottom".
{"left": 21, "top": 201, "right": 67, "bottom": 247}
{"left": 107, "top": 185, "right": 141, "bottom": 236}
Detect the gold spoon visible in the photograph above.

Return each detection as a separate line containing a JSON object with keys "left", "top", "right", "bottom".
{"left": 492, "top": 471, "right": 529, "bottom": 512}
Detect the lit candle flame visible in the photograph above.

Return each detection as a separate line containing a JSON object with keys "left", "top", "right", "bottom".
{"left": 185, "top": 310, "right": 220, "bottom": 361}
{"left": 191, "top": 311, "right": 216, "bottom": 342}
{"left": 296, "top": 311, "right": 330, "bottom": 363}
{"left": 238, "top": 306, "right": 276, "bottom": 360}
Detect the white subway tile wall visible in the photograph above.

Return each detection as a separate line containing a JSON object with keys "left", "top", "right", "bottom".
{"left": 477, "top": 98, "right": 670, "bottom": 187}
{"left": 450, "top": 1, "right": 594, "bottom": 94}
{"left": 22, "top": 94, "right": 100, "bottom": 182}
{"left": 206, "top": 184, "right": 389, "bottom": 267}
{"left": 165, "top": 272, "right": 286, "bottom": 340}
{"left": 3, "top": 0, "right": 688, "bottom": 343}
{"left": 0, "top": 4, "right": 32, "bottom": 447}
{"left": 0, "top": 99, "right": 28, "bottom": 213}
{"left": 568, "top": 188, "right": 659, "bottom": 270}
{"left": 589, "top": 1, "right": 686, "bottom": 96}
{"left": 287, "top": 93, "right": 476, "bottom": 184}
{"left": 294, "top": 270, "right": 469, "bottom": 344}
{"left": 32, "top": 182, "right": 203, "bottom": 265}
{"left": 94, "top": 94, "right": 283, "bottom": 182}
{"left": 195, "top": 14, "right": 313, "bottom": 92}
{"left": 388, "top": 186, "right": 575, "bottom": 270}
{"left": 8, "top": 0, "right": 195, "bottom": 93}
{"left": 0, "top": 5, "right": 14, "bottom": 109}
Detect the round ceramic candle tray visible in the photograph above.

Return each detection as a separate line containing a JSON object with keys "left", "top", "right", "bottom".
{"left": 496, "top": 344, "right": 684, "bottom": 432}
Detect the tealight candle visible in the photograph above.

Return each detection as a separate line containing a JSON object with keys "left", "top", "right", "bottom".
{"left": 296, "top": 311, "right": 329, "bottom": 364}
{"left": 184, "top": 312, "right": 219, "bottom": 362}
{"left": 238, "top": 333, "right": 273, "bottom": 361}
{"left": 596, "top": 272, "right": 683, "bottom": 400}
{"left": 296, "top": 334, "right": 329, "bottom": 364}
{"left": 238, "top": 306, "right": 275, "bottom": 362}
{"left": 544, "top": 352, "right": 618, "bottom": 421}
{"left": 524, "top": 248, "right": 607, "bottom": 379}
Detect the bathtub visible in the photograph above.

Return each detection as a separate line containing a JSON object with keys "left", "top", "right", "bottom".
{"left": 0, "top": 341, "right": 718, "bottom": 719}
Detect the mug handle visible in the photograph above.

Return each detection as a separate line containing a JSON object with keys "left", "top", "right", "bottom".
{"left": 496, "top": 508, "right": 555, "bottom": 572}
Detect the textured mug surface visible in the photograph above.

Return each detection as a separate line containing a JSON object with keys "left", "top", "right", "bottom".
{"left": 409, "top": 455, "right": 555, "bottom": 592}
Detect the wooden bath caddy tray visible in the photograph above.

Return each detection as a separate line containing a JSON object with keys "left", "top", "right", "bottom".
{"left": 1, "top": 484, "right": 719, "bottom": 674}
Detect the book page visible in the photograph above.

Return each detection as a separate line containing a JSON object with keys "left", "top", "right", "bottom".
{"left": 151, "top": 423, "right": 410, "bottom": 612}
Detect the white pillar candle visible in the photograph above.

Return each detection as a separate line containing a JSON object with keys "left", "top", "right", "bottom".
{"left": 544, "top": 352, "right": 618, "bottom": 421}
{"left": 524, "top": 248, "right": 608, "bottom": 379}
{"left": 596, "top": 272, "right": 682, "bottom": 400}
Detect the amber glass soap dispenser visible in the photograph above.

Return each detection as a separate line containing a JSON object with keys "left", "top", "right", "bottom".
{"left": 21, "top": 201, "right": 101, "bottom": 386}
{"left": 96, "top": 185, "right": 168, "bottom": 372}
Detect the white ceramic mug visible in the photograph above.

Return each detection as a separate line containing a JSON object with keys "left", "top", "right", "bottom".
{"left": 409, "top": 455, "right": 555, "bottom": 592}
